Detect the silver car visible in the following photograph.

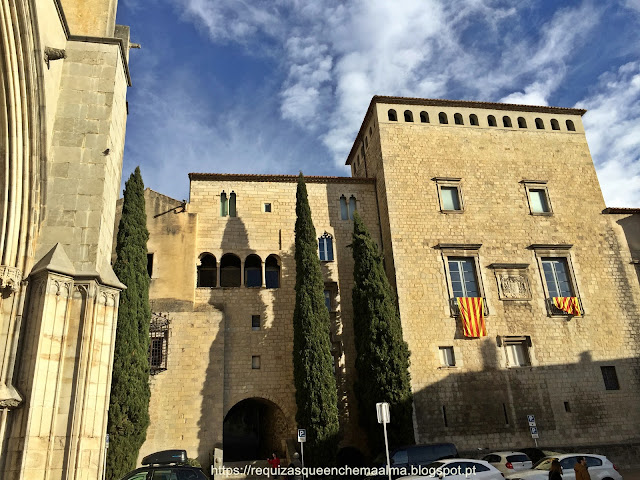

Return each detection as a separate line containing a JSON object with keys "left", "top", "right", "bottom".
{"left": 506, "top": 454, "right": 622, "bottom": 480}
{"left": 482, "top": 452, "right": 533, "bottom": 475}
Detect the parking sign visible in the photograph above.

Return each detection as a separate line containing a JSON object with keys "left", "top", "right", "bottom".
{"left": 527, "top": 414, "right": 536, "bottom": 426}
{"left": 530, "top": 426, "right": 539, "bottom": 439}
{"left": 297, "top": 429, "right": 306, "bottom": 443}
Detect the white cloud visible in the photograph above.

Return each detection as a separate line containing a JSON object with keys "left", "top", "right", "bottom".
{"left": 578, "top": 62, "right": 640, "bottom": 206}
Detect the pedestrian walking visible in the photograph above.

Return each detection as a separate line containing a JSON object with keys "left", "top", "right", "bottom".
{"left": 268, "top": 452, "right": 281, "bottom": 479}
{"left": 549, "top": 459, "right": 562, "bottom": 480}
{"left": 574, "top": 457, "right": 591, "bottom": 480}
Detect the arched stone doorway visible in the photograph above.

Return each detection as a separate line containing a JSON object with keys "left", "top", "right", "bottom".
{"left": 223, "top": 398, "right": 290, "bottom": 461}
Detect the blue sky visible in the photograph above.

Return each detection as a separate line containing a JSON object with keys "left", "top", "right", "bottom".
{"left": 116, "top": 0, "right": 640, "bottom": 206}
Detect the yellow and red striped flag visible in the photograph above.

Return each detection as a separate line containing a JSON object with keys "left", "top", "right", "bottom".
{"left": 553, "top": 297, "right": 581, "bottom": 316}
{"left": 457, "top": 297, "right": 487, "bottom": 337}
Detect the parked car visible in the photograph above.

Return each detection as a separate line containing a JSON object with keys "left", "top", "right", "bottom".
{"left": 119, "top": 450, "right": 207, "bottom": 480}
{"left": 368, "top": 443, "right": 459, "bottom": 479}
{"left": 505, "top": 454, "right": 622, "bottom": 480}
{"left": 516, "top": 449, "right": 564, "bottom": 465}
{"left": 398, "top": 458, "right": 504, "bottom": 480}
{"left": 482, "top": 452, "right": 533, "bottom": 474}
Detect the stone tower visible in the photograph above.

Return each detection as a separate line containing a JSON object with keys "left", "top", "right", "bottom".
{"left": 0, "top": 0, "right": 131, "bottom": 478}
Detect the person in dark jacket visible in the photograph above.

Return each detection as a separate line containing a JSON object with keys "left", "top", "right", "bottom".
{"left": 549, "top": 460, "right": 562, "bottom": 480}
{"left": 574, "top": 457, "right": 591, "bottom": 480}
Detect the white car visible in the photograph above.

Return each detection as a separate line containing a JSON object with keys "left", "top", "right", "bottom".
{"left": 505, "top": 454, "right": 622, "bottom": 480}
{"left": 398, "top": 458, "right": 504, "bottom": 480}
{"left": 482, "top": 452, "right": 533, "bottom": 475}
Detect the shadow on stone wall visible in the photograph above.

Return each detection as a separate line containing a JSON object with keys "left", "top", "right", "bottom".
{"left": 410, "top": 339, "right": 640, "bottom": 462}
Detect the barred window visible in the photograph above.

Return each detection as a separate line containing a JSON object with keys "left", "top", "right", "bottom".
{"left": 149, "top": 314, "right": 169, "bottom": 374}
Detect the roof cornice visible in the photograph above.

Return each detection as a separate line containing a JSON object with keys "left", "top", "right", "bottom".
{"left": 188, "top": 173, "right": 375, "bottom": 184}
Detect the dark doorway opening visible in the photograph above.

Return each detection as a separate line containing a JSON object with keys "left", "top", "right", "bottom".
{"left": 223, "top": 398, "right": 289, "bottom": 461}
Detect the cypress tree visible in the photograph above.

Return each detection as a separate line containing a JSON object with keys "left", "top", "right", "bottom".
{"left": 106, "top": 167, "right": 151, "bottom": 480}
{"left": 292, "top": 172, "right": 340, "bottom": 466}
{"left": 351, "top": 211, "right": 414, "bottom": 455}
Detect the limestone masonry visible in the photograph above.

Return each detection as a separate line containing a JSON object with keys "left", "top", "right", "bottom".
{"left": 122, "top": 97, "right": 640, "bottom": 470}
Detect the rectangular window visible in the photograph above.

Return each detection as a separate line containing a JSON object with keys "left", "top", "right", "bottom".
{"left": 149, "top": 315, "right": 169, "bottom": 374}
{"left": 252, "top": 356, "right": 261, "bottom": 369}
{"left": 441, "top": 187, "right": 461, "bottom": 211}
{"left": 319, "top": 234, "right": 334, "bottom": 261}
{"left": 251, "top": 315, "right": 260, "bottom": 331}
{"left": 448, "top": 258, "right": 479, "bottom": 297}
{"left": 523, "top": 181, "right": 552, "bottom": 215}
{"left": 542, "top": 258, "right": 573, "bottom": 298}
{"left": 324, "top": 290, "right": 332, "bottom": 311}
{"left": 147, "top": 253, "right": 154, "bottom": 277}
{"left": 435, "top": 177, "right": 464, "bottom": 213}
{"left": 529, "top": 189, "right": 550, "bottom": 213}
{"left": 504, "top": 337, "right": 531, "bottom": 367}
{"left": 264, "top": 203, "right": 271, "bottom": 213}
{"left": 601, "top": 366, "right": 620, "bottom": 390}
{"left": 439, "top": 346, "right": 456, "bottom": 367}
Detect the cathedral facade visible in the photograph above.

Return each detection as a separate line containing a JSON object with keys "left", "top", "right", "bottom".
{"left": 0, "top": 1, "right": 130, "bottom": 478}
{"left": 131, "top": 97, "right": 640, "bottom": 469}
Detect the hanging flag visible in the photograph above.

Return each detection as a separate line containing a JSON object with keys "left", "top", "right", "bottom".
{"left": 457, "top": 297, "right": 487, "bottom": 337}
{"left": 553, "top": 297, "right": 581, "bottom": 316}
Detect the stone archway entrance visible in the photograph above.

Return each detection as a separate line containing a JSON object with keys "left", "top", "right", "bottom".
{"left": 223, "top": 398, "right": 290, "bottom": 461}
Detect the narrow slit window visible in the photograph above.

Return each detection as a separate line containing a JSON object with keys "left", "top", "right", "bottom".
{"left": 229, "top": 191, "right": 237, "bottom": 217}
{"left": 220, "top": 191, "right": 228, "bottom": 217}
{"left": 147, "top": 253, "right": 154, "bottom": 277}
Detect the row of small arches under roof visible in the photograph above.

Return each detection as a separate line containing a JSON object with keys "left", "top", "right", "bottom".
{"left": 196, "top": 253, "right": 280, "bottom": 288}
{"left": 387, "top": 109, "right": 576, "bottom": 131}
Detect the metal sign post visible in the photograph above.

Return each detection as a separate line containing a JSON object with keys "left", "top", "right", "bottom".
{"left": 102, "top": 434, "right": 109, "bottom": 480}
{"left": 376, "top": 402, "right": 392, "bottom": 480}
{"left": 297, "top": 428, "right": 306, "bottom": 468}
{"left": 527, "top": 415, "right": 539, "bottom": 447}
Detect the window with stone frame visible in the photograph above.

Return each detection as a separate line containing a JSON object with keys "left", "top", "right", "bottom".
{"left": 532, "top": 245, "right": 583, "bottom": 316}
{"left": 318, "top": 232, "right": 334, "bottom": 261}
{"left": 501, "top": 336, "right": 532, "bottom": 367}
{"left": 439, "top": 244, "right": 488, "bottom": 316}
{"left": 434, "top": 177, "right": 464, "bottom": 213}
{"left": 339, "top": 195, "right": 357, "bottom": 220}
{"left": 149, "top": 314, "right": 170, "bottom": 374}
{"left": 522, "top": 180, "right": 553, "bottom": 215}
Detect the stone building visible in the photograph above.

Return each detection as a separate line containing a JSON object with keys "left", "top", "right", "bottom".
{"left": 131, "top": 96, "right": 640, "bottom": 469}
{"left": 0, "top": 0, "right": 131, "bottom": 478}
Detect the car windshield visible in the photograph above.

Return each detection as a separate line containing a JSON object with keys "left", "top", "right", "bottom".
{"left": 533, "top": 458, "right": 557, "bottom": 470}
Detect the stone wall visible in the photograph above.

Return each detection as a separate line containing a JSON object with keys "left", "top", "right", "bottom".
{"left": 131, "top": 178, "right": 379, "bottom": 467}
{"left": 361, "top": 99, "right": 640, "bottom": 449}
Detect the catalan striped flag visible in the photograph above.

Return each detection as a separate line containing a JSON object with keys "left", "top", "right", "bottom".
{"left": 457, "top": 297, "right": 487, "bottom": 337}
{"left": 553, "top": 297, "right": 581, "bottom": 316}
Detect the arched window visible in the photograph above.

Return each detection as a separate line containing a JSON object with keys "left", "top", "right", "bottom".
{"left": 487, "top": 115, "right": 497, "bottom": 127}
{"left": 469, "top": 114, "right": 478, "bottom": 126}
{"left": 265, "top": 255, "right": 280, "bottom": 289}
{"left": 439, "top": 112, "right": 448, "bottom": 124}
{"left": 220, "top": 253, "right": 241, "bottom": 287}
{"left": 404, "top": 110, "right": 413, "bottom": 122}
{"left": 197, "top": 254, "right": 217, "bottom": 287}
{"left": 535, "top": 118, "right": 544, "bottom": 130}
{"left": 229, "top": 191, "right": 237, "bottom": 217}
{"left": 566, "top": 119, "right": 575, "bottom": 131}
{"left": 318, "top": 232, "right": 334, "bottom": 261}
{"left": 388, "top": 109, "right": 397, "bottom": 121}
{"left": 518, "top": 117, "right": 527, "bottom": 128}
{"left": 244, "top": 254, "right": 262, "bottom": 287}
{"left": 503, "top": 116, "right": 512, "bottom": 127}
{"left": 340, "top": 195, "right": 357, "bottom": 220}
{"left": 220, "top": 191, "right": 228, "bottom": 217}
{"left": 454, "top": 113, "right": 464, "bottom": 125}
{"left": 420, "top": 111, "right": 429, "bottom": 123}
{"left": 551, "top": 119, "right": 560, "bottom": 130}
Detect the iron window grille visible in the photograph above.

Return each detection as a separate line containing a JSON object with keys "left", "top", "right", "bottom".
{"left": 149, "top": 313, "right": 170, "bottom": 375}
